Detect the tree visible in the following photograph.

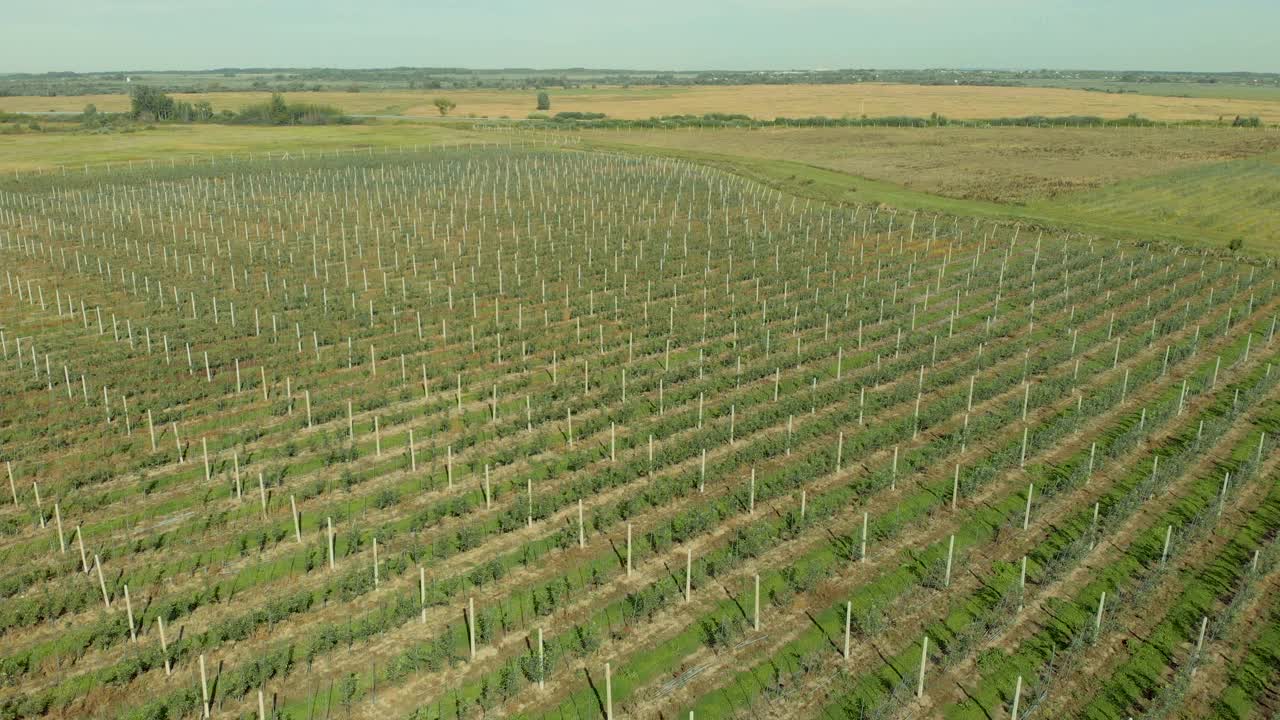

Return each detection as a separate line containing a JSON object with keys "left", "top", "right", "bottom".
{"left": 536, "top": 92, "right": 551, "bottom": 111}
{"left": 129, "top": 85, "right": 175, "bottom": 121}
{"left": 432, "top": 97, "right": 456, "bottom": 116}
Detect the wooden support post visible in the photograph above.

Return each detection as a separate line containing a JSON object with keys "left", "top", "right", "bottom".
{"left": 484, "top": 465, "right": 492, "bottom": 510}
{"left": 605, "top": 662, "right": 613, "bottom": 720}
{"left": 409, "top": 428, "right": 416, "bottom": 471}
{"left": 199, "top": 653, "right": 210, "bottom": 718}
{"left": 843, "top": 601, "right": 852, "bottom": 659}
{"left": 861, "top": 512, "right": 869, "bottom": 562}
{"left": 33, "top": 481, "right": 44, "bottom": 527}
{"left": 290, "top": 495, "right": 301, "bottom": 542}
{"left": 1192, "top": 615, "right": 1208, "bottom": 676}
{"left": 1018, "top": 556, "right": 1027, "bottom": 613}
{"left": 76, "top": 525, "right": 88, "bottom": 572}
{"left": 685, "top": 548, "right": 692, "bottom": 603}
{"left": 527, "top": 479, "right": 533, "bottom": 527}
{"left": 952, "top": 464, "right": 960, "bottom": 510}
{"left": 54, "top": 503, "right": 65, "bottom": 553}
{"left": 258, "top": 473, "right": 267, "bottom": 518}
{"left": 468, "top": 596, "right": 477, "bottom": 660}
{"left": 917, "top": 636, "right": 929, "bottom": 698}
{"left": 373, "top": 537, "right": 380, "bottom": 588}
{"left": 158, "top": 615, "right": 171, "bottom": 675}
{"left": 538, "top": 627, "right": 545, "bottom": 690}
{"left": 749, "top": 467, "right": 755, "bottom": 514}
{"left": 202, "top": 438, "right": 210, "bottom": 482}
{"left": 1023, "top": 483, "right": 1034, "bottom": 530}
{"left": 327, "top": 517, "right": 335, "bottom": 569}
{"left": 1094, "top": 591, "right": 1106, "bottom": 641}
{"left": 1161, "top": 525, "right": 1173, "bottom": 564}
{"left": 124, "top": 584, "right": 137, "bottom": 642}
{"left": 1020, "top": 426, "right": 1028, "bottom": 468}
{"left": 626, "top": 523, "right": 632, "bottom": 577}
{"left": 944, "top": 535, "right": 955, "bottom": 588}
{"left": 95, "top": 554, "right": 110, "bottom": 608}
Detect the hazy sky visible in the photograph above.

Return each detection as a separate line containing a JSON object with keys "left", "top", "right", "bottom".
{"left": 1, "top": 0, "right": 1275, "bottom": 74}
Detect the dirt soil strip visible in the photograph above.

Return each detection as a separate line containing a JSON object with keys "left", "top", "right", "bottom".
{"left": 1173, "top": 541, "right": 1280, "bottom": 718}
{"left": 719, "top": 335, "right": 1280, "bottom": 719}
{"left": 491, "top": 281, "right": 1269, "bottom": 717}
{"left": 1029, "top": 466, "right": 1280, "bottom": 719}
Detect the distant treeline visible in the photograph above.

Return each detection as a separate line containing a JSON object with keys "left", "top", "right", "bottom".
{"left": 128, "top": 86, "right": 351, "bottom": 125}
{"left": 532, "top": 112, "right": 1269, "bottom": 129}
{"left": 3, "top": 67, "right": 1277, "bottom": 97}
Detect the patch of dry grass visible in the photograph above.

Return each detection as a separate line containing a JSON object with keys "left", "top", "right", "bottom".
{"left": 3, "top": 83, "right": 1278, "bottom": 122}
{"left": 0, "top": 122, "right": 481, "bottom": 173}
{"left": 584, "top": 125, "right": 1280, "bottom": 203}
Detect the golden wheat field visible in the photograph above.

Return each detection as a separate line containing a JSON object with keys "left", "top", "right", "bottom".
{"left": 4, "top": 83, "right": 1280, "bottom": 122}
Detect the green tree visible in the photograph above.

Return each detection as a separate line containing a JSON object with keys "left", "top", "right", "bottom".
{"left": 432, "top": 97, "right": 456, "bottom": 116}
{"left": 536, "top": 92, "right": 551, "bottom": 111}
{"left": 268, "top": 93, "right": 289, "bottom": 124}
{"left": 129, "top": 85, "right": 175, "bottom": 121}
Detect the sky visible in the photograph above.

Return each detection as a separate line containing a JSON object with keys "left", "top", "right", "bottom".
{"left": 1, "top": 0, "right": 1275, "bottom": 75}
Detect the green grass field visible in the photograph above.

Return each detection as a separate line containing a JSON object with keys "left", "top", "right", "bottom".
{"left": 0, "top": 122, "right": 488, "bottom": 173}
{"left": 1037, "top": 151, "right": 1280, "bottom": 250}
{"left": 580, "top": 127, "right": 1280, "bottom": 255}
